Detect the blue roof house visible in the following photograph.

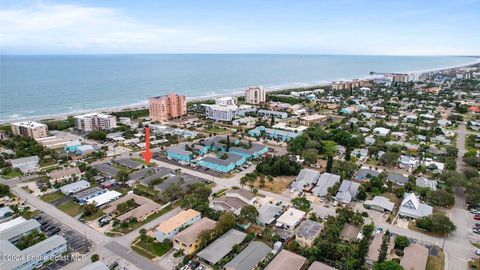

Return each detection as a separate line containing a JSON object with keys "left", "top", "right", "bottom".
{"left": 167, "top": 147, "right": 193, "bottom": 162}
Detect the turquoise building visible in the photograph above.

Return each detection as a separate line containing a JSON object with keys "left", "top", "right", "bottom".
{"left": 228, "top": 143, "right": 269, "bottom": 160}
{"left": 167, "top": 147, "right": 193, "bottom": 162}
{"left": 197, "top": 152, "right": 246, "bottom": 173}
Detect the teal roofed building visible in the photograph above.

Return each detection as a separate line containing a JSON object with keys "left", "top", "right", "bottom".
{"left": 228, "top": 143, "right": 269, "bottom": 160}
{"left": 167, "top": 146, "right": 193, "bottom": 162}
{"left": 197, "top": 152, "right": 246, "bottom": 173}
{"left": 64, "top": 140, "right": 81, "bottom": 152}
{"left": 248, "top": 126, "right": 302, "bottom": 141}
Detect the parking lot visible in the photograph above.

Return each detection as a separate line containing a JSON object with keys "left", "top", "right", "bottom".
{"left": 34, "top": 212, "right": 93, "bottom": 270}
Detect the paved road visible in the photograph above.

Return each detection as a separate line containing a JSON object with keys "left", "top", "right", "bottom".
{"left": 456, "top": 124, "right": 469, "bottom": 173}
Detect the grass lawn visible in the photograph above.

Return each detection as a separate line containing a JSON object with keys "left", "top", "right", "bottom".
{"left": 58, "top": 200, "right": 82, "bottom": 217}
{"left": 131, "top": 244, "right": 156, "bottom": 260}
{"left": 206, "top": 126, "right": 228, "bottom": 134}
{"left": 135, "top": 237, "right": 172, "bottom": 257}
{"left": 2, "top": 170, "right": 23, "bottom": 179}
{"left": 84, "top": 210, "right": 105, "bottom": 221}
{"left": 40, "top": 191, "right": 65, "bottom": 203}
{"left": 426, "top": 250, "right": 445, "bottom": 270}
{"left": 470, "top": 258, "right": 480, "bottom": 269}
{"left": 255, "top": 176, "right": 294, "bottom": 193}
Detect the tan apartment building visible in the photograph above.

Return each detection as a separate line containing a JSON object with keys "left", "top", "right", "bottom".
{"left": 149, "top": 93, "right": 187, "bottom": 121}
{"left": 299, "top": 114, "right": 328, "bottom": 126}
{"left": 172, "top": 217, "right": 216, "bottom": 255}
{"left": 11, "top": 121, "right": 48, "bottom": 139}
{"left": 245, "top": 86, "right": 266, "bottom": 104}
{"left": 74, "top": 113, "right": 117, "bottom": 131}
{"left": 155, "top": 209, "right": 201, "bottom": 241}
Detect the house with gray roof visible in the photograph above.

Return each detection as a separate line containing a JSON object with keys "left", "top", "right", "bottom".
{"left": 387, "top": 172, "right": 409, "bottom": 186}
{"left": 0, "top": 219, "right": 41, "bottom": 243}
{"left": 353, "top": 168, "right": 380, "bottom": 182}
{"left": 312, "top": 173, "right": 340, "bottom": 197}
{"left": 399, "top": 193, "right": 433, "bottom": 219}
{"left": 224, "top": 241, "right": 271, "bottom": 270}
{"left": 197, "top": 229, "right": 246, "bottom": 265}
{"left": 416, "top": 177, "right": 437, "bottom": 190}
{"left": 295, "top": 220, "right": 323, "bottom": 247}
{"left": 334, "top": 180, "right": 360, "bottom": 204}
{"left": 59, "top": 180, "right": 91, "bottom": 195}
{"left": 364, "top": 196, "right": 395, "bottom": 212}
{"left": 257, "top": 204, "right": 282, "bottom": 226}
{"left": 291, "top": 169, "right": 320, "bottom": 192}
{"left": 114, "top": 158, "right": 143, "bottom": 170}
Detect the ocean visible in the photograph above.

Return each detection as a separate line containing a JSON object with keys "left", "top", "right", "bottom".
{"left": 0, "top": 54, "right": 477, "bottom": 122}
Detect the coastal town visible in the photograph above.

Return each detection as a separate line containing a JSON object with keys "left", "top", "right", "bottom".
{"left": 1, "top": 64, "right": 480, "bottom": 270}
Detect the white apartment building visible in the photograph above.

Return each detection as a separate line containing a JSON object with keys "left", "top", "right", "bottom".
{"left": 11, "top": 121, "right": 48, "bottom": 139}
{"left": 74, "top": 113, "right": 117, "bottom": 131}
{"left": 203, "top": 97, "right": 239, "bottom": 122}
{"left": 245, "top": 86, "right": 266, "bottom": 104}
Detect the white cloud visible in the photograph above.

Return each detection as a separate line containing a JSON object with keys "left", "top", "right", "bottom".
{"left": 0, "top": 3, "right": 202, "bottom": 53}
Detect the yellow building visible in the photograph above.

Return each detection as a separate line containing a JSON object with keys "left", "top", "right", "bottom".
{"left": 172, "top": 217, "right": 216, "bottom": 254}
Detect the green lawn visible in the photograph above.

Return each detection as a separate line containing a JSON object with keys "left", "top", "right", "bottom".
{"left": 426, "top": 251, "right": 445, "bottom": 270}
{"left": 136, "top": 238, "right": 172, "bottom": 257}
{"left": 84, "top": 210, "right": 105, "bottom": 221}
{"left": 40, "top": 191, "right": 65, "bottom": 203}
{"left": 206, "top": 126, "right": 228, "bottom": 134}
{"left": 58, "top": 200, "right": 82, "bottom": 217}
{"left": 131, "top": 244, "right": 156, "bottom": 259}
{"left": 2, "top": 170, "right": 23, "bottom": 179}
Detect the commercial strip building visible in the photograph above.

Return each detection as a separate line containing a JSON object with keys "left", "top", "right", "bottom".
{"left": 155, "top": 209, "right": 201, "bottom": 241}
{"left": 173, "top": 217, "right": 217, "bottom": 255}
{"left": 85, "top": 190, "right": 122, "bottom": 207}
{"left": 148, "top": 93, "right": 187, "bottom": 121}
{"left": 0, "top": 217, "right": 67, "bottom": 270}
{"left": 197, "top": 229, "right": 246, "bottom": 265}
{"left": 74, "top": 113, "right": 117, "bottom": 131}
{"left": 245, "top": 86, "right": 266, "bottom": 104}
{"left": 11, "top": 121, "right": 48, "bottom": 139}
{"left": 59, "top": 180, "right": 91, "bottom": 195}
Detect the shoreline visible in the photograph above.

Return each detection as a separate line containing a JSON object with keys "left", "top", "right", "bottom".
{"left": 1, "top": 57, "right": 479, "bottom": 125}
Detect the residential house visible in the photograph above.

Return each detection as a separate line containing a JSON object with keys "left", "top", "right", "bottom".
{"left": 197, "top": 229, "right": 246, "bottom": 265}
{"left": 291, "top": 169, "right": 320, "bottom": 192}
{"left": 399, "top": 193, "right": 433, "bottom": 219}
{"left": 312, "top": 173, "right": 341, "bottom": 197}
{"left": 400, "top": 244, "right": 429, "bottom": 270}
{"left": 276, "top": 208, "right": 306, "bottom": 230}
{"left": 295, "top": 220, "right": 323, "bottom": 247}
{"left": 264, "top": 250, "right": 306, "bottom": 270}
{"left": 47, "top": 167, "right": 83, "bottom": 184}
{"left": 9, "top": 156, "right": 39, "bottom": 173}
{"left": 364, "top": 196, "right": 395, "bottom": 213}
{"left": 224, "top": 241, "right": 271, "bottom": 270}
{"left": 334, "top": 180, "right": 360, "bottom": 204}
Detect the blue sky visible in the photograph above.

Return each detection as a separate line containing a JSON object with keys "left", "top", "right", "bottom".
{"left": 1, "top": 0, "right": 479, "bottom": 55}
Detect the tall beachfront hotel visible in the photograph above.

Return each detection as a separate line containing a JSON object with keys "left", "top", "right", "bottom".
{"left": 245, "top": 86, "right": 266, "bottom": 105}
{"left": 148, "top": 93, "right": 187, "bottom": 121}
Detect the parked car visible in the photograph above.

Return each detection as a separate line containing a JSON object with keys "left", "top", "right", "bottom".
{"left": 471, "top": 209, "right": 480, "bottom": 214}
{"left": 476, "top": 249, "right": 480, "bottom": 256}
{"left": 473, "top": 228, "right": 480, "bottom": 234}
{"left": 196, "top": 266, "right": 206, "bottom": 270}
{"left": 474, "top": 215, "right": 480, "bottom": 220}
